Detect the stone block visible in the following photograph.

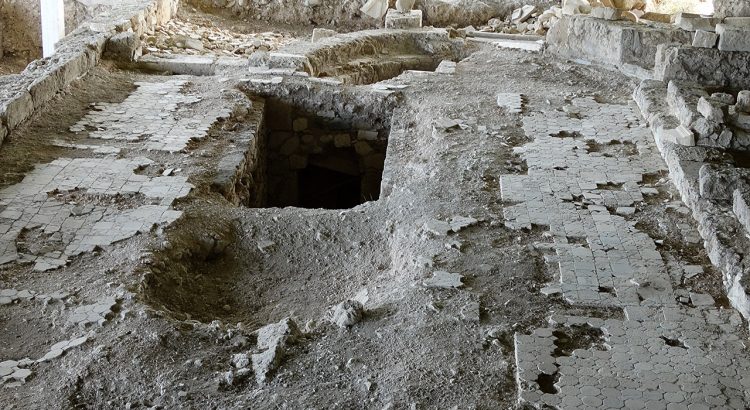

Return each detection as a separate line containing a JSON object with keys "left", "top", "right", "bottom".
{"left": 724, "top": 17, "right": 750, "bottom": 28}
{"left": 717, "top": 23, "right": 750, "bottom": 51}
{"left": 711, "top": 92, "right": 735, "bottom": 105}
{"left": 692, "top": 30, "right": 718, "bottom": 48}
{"left": 105, "top": 31, "right": 142, "bottom": 62}
{"left": 697, "top": 96, "right": 726, "bottom": 123}
{"left": 675, "top": 13, "right": 721, "bottom": 32}
{"left": 667, "top": 80, "right": 706, "bottom": 127}
{"left": 385, "top": 9, "right": 422, "bottom": 29}
{"left": 311, "top": 28, "right": 337, "bottom": 43}
{"left": 1, "top": 91, "right": 33, "bottom": 130}
{"left": 137, "top": 54, "right": 216, "bottom": 76}
{"left": 591, "top": 7, "right": 620, "bottom": 20}
{"left": 737, "top": 90, "right": 750, "bottom": 113}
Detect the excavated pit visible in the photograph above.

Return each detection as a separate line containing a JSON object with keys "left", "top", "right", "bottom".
{"left": 141, "top": 86, "right": 394, "bottom": 326}
{"left": 262, "top": 99, "right": 388, "bottom": 209}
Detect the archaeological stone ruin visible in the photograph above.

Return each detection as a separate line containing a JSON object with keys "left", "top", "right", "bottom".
{"left": 3, "top": 0, "right": 750, "bottom": 408}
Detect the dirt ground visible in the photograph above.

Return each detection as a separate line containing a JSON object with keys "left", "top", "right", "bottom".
{"left": 0, "top": 29, "right": 732, "bottom": 409}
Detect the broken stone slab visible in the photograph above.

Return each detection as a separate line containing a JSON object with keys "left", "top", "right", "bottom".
{"left": 384, "top": 9, "right": 422, "bottom": 29}
{"left": 422, "top": 216, "right": 478, "bottom": 236}
{"left": 511, "top": 5, "right": 537, "bottom": 24}
{"left": 717, "top": 24, "right": 750, "bottom": 52}
{"left": 311, "top": 28, "right": 337, "bottom": 43}
{"left": 689, "top": 292, "right": 715, "bottom": 306}
{"left": 692, "top": 30, "right": 718, "bottom": 48}
{"left": 137, "top": 54, "right": 217, "bottom": 76}
{"left": 675, "top": 13, "right": 721, "bottom": 32}
{"left": 683, "top": 265, "right": 703, "bottom": 279}
{"left": 327, "top": 300, "right": 365, "bottom": 328}
{"left": 434, "top": 60, "right": 457, "bottom": 74}
{"left": 252, "top": 317, "right": 300, "bottom": 384}
{"left": 423, "top": 271, "right": 464, "bottom": 289}
{"left": 590, "top": 7, "right": 620, "bottom": 20}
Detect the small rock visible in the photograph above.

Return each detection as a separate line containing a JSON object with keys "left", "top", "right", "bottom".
{"left": 328, "top": 300, "right": 365, "bottom": 328}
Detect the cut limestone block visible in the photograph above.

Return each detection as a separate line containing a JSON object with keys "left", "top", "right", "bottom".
{"left": 692, "top": 30, "right": 718, "bottom": 48}
{"left": 724, "top": 17, "right": 750, "bottom": 28}
{"left": 675, "top": 13, "right": 721, "bottom": 32}
{"left": 717, "top": 24, "right": 750, "bottom": 52}
{"left": 104, "top": 31, "right": 142, "bottom": 61}
{"left": 697, "top": 96, "right": 726, "bottom": 123}
{"left": 385, "top": 9, "right": 422, "bottom": 29}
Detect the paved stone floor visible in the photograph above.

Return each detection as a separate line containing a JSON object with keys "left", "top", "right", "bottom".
{"left": 70, "top": 78, "right": 232, "bottom": 152}
{"left": 505, "top": 96, "right": 750, "bottom": 408}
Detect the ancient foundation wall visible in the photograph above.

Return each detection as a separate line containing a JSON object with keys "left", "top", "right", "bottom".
{"left": 183, "top": 0, "right": 554, "bottom": 29}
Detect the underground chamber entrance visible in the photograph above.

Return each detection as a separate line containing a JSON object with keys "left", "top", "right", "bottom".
{"left": 261, "top": 100, "right": 388, "bottom": 209}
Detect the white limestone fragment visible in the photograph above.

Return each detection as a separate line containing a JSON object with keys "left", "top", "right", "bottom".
{"left": 257, "top": 240, "right": 276, "bottom": 253}
{"left": 423, "top": 271, "right": 464, "bottom": 289}
{"left": 252, "top": 318, "right": 300, "bottom": 384}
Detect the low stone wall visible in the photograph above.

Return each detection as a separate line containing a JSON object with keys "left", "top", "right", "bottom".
{"left": 654, "top": 44, "right": 750, "bottom": 90}
{"left": 184, "top": 0, "right": 553, "bottom": 30}
{"left": 0, "top": 0, "right": 179, "bottom": 146}
{"left": 547, "top": 15, "right": 691, "bottom": 75}
{"left": 634, "top": 79, "right": 750, "bottom": 321}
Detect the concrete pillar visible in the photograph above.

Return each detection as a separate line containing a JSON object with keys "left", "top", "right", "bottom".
{"left": 40, "top": 0, "right": 65, "bottom": 58}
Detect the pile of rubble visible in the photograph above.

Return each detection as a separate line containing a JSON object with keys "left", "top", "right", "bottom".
{"left": 475, "top": 0, "right": 723, "bottom": 37}
{"left": 474, "top": 0, "right": 654, "bottom": 36}
{"left": 143, "top": 17, "right": 295, "bottom": 56}
{"left": 664, "top": 83, "right": 750, "bottom": 149}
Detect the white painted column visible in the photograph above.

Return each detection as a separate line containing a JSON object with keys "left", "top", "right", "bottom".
{"left": 40, "top": 0, "right": 65, "bottom": 58}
